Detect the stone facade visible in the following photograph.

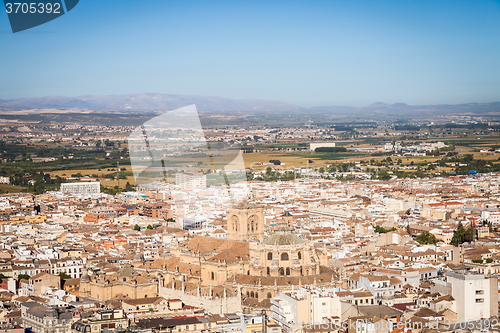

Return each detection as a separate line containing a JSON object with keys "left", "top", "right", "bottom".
{"left": 226, "top": 204, "right": 264, "bottom": 242}
{"left": 79, "top": 265, "right": 158, "bottom": 301}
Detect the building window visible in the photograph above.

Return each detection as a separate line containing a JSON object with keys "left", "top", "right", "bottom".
{"left": 286, "top": 267, "right": 290, "bottom": 276}
{"left": 267, "top": 267, "right": 270, "bottom": 275}
{"left": 476, "top": 290, "right": 484, "bottom": 295}
{"left": 279, "top": 267, "right": 284, "bottom": 276}
{"left": 211, "top": 272, "right": 214, "bottom": 280}
{"left": 281, "top": 253, "right": 289, "bottom": 261}
{"left": 268, "top": 252, "right": 273, "bottom": 260}
{"left": 476, "top": 298, "right": 484, "bottom": 303}
{"left": 298, "top": 252, "right": 302, "bottom": 260}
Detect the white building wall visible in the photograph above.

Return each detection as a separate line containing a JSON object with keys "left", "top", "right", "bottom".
{"left": 60, "top": 182, "right": 100, "bottom": 195}
{"left": 449, "top": 272, "right": 496, "bottom": 320}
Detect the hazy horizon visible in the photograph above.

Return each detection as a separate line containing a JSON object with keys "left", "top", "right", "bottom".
{"left": 1, "top": 92, "right": 500, "bottom": 114}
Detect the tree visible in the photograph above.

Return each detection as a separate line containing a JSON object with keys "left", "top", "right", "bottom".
{"left": 482, "top": 220, "right": 493, "bottom": 232}
{"left": 147, "top": 225, "right": 153, "bottom": 230}
{"left": 319, "top": 167, "right": 325, "bottom": 173}
{"left": 373, "top": 225, "right": 396, "bottom": 234}
{"left": 377, "top": 169, "right": 391, "bottom": 181}
{"left": 133, "top": 224, "right": 140, "bottom": 231}
{"left": 18, "top": 274, "right": 30, "bottom": 281}
{"left": 464, "top": 226, "right": 474, "bottom": 243}
{"left": 406, "top": 224, "right": 412, "bottom": 236}
{"left": 415, "top": 231, "right": 438, "bottom": 245}
{"left": 405, "top": 208, "right": 411, "bottom": 216}
{"left": 125, "top": 182, "right": 134, "bottom": 192}
{"left": 59, "top": 272, "right": 71, "bottom": 279}
{"left": 451, "top": 222, "right": 471, "bottom": 246}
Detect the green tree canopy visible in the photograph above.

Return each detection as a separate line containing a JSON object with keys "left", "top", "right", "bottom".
{"left": 415, "top": 231, "right": 438, "bottom": 245}
{"left": 373, "top": 225, "right": 396, "bottom": 234}
{"left": 451, "top": 222, "right": 474, "bottom": 246}
{"left": 18, "top": 274, "right": 30, "bottom": 281}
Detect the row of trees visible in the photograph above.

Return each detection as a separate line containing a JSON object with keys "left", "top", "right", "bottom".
{"left": 373, "top": 225, "right": 396, "bottom": 233}
{"left": 405, "top": 220, "right": 491, "bottom": 246}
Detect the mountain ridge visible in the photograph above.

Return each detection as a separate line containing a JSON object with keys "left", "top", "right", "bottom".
{"left": 0, "top": 93, "right": 302, "bottom": 112}
{"left": 0, "top": 93, "right": 500, "bottom": 115}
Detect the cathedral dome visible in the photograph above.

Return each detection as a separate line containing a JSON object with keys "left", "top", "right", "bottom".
{"left": 262, "top": 221, "right": 304, "bottom": 246}
{"left": 262, "top": 233, "right": 305, "bottom": 246}
{"left": 46, "top": 308, "right": 58, "bottom": 318}
{"left": 117, "top": 264, "right": 140, "bottom": 277}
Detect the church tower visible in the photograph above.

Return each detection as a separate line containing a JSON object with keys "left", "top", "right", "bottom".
{"left": 80, "top": 268, "right": 91, "bottom": 298}
{"left": 227, "top": 204, "right": 264, "bottom": 241}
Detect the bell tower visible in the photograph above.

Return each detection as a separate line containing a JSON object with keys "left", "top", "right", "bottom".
{"left": 227, "top": 204, "right": 264, "bottom": 241}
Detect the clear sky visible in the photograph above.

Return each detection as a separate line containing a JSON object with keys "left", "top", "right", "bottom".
{"left": 1, "top": 0, "right": 500, "bottom": 107}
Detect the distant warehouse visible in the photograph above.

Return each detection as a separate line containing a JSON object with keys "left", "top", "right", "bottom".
{"left": 60, "top": 182, "right": 100, "bottom": 195}
{"left": 310, "top": 142, "right": 336, "bottom": 151}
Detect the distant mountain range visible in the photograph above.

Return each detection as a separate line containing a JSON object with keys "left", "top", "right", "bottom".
{"left": 0, "top": 93, "right": 301, "bottom": 112}
{"left": 0, "top": 93, "right": 499, "bottom": 116}
{"left": 310, "top": 102, "right": 500, "bottom": 116}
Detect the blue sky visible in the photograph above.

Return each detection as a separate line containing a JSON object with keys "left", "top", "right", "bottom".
{"left": 1, "top": 0, "right": 499, "bottom": 107}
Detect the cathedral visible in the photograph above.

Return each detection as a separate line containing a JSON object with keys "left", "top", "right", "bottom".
{"left": 79, "top": 264, "right": 159, "bottom": 301}
{"left": 159, "top": 203, "right": 339, "bottom": 312}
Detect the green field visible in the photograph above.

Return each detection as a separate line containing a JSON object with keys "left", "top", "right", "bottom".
{"left": 0, "top": 184, "right": 28, "bottom": 192}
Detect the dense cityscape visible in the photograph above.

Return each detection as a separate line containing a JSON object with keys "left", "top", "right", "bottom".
{"left": 0, "top": 115, "right": 500, "bottom": 333}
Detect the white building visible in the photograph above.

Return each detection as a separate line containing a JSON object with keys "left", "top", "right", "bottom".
{"left": 448, "top": 271, "right": 498, "bottom": 320}
{"left": 310, "top": 142, "right": 336, "bottom": 151}
{"left": 0, "top": 176, "right": 10, "bottom": 184}
{"left": 60, "top": 182, "right": 100, "bottom": 195}
{"left": 383, "top": 198, "right": 415, "bottom": 212}
{"left": 271, "top": 287, "right": 344, "bottom": 332}
{"left": 175, "top": 173, "right": 206, "bottom": 190}
{"left": 481, "top": 210, "right": 500, "bottom": 226}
